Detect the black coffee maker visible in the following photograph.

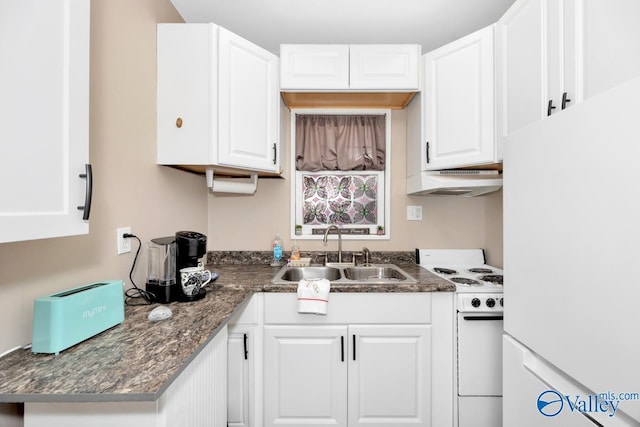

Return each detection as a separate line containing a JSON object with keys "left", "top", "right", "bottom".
{"left": 145, "top": 231, "right": 207, "bottom": 303}
{"left": 175, "top": 231, "right": 208, "bottom": 302}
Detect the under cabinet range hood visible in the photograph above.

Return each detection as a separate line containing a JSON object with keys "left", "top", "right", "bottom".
{"left": 407, "top": 170, "right": 502, "bottom": 197}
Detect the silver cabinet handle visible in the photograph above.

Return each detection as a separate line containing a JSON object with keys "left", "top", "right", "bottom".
{"left": 77, "top": 164, "right": 93, "bottom": 221}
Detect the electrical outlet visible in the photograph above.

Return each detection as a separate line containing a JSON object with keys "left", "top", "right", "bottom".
{"left": 117, "top": 227, "right": 132, "bottom": 255}
{"left": 407, "top": 205, "right": 423, "bottom": 221}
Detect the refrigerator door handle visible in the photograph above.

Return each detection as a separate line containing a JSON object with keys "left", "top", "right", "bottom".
{"left": 521, "top": 345, "right": 622, "bottom": 426}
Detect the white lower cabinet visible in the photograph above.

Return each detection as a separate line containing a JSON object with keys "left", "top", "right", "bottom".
{"left": 227, "top": 294, "right": 263, "bottom": 427}
{"left": 264, "top": 325, "right": 348, "bottom": 426}
{"left": 228, "top": 326, "right": 255, "bottom": 427}
{"left": 262, "top": 292, "right": 451, "bottom": 427}
{"left": 264, "top": 325, "right": 431, "bottom": 427}
{"left": 348, "top": 325, "right": 431, "bottom": 427}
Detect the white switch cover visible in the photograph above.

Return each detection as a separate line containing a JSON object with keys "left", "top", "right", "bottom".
{"left": 407, "top": 205, "right": 422, "bottom": 221}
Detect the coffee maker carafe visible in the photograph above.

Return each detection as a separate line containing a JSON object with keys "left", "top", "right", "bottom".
{"left": 175, "top": 231, "right": 208, "bottom": 302}
{"left": 145, "top": 236, "right": 177, "bottom": 304}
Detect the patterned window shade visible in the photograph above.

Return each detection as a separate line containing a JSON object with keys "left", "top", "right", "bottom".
{"left": 295, "top": 171, "right": 384, "bottom": 236}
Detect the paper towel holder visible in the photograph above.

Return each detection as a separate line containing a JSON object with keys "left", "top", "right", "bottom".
{"left": 205, "top": 168, "right": 258, "bottom": 194}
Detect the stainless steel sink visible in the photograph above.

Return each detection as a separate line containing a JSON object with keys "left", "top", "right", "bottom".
{"left": 343, "top": 266, "right": 409, "bottom": 281}
{"left": 271, "top": 264, "right": 417, "bottom": 285}
{"left": 278, "top": 266, "right": 341, "bottom": 282}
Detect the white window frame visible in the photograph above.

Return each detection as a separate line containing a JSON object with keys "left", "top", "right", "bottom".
{"left": 289, "top": 108, "right": 391, "bottom": 241}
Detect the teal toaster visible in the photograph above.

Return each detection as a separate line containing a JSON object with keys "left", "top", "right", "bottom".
{"left": 32, "top": 280, "right": 125, "bottom": 355}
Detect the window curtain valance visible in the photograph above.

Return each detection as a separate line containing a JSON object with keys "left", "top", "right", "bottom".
{"left": 295, "top": 114, "right": 386, "bottom": 171}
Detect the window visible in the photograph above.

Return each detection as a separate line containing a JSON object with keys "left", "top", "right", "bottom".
{"left": 290, "top": 109, "right": 391, "bottom": 240}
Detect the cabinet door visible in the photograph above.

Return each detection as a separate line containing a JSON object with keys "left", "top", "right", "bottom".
{"left": 157, "top": 24, "right": 215, "bottom": 165}
{"left": 497, "top": 0, "right": 546, "bottom": 140}
{"left": 228, "top": 326, "right": 253, "bottom": 427}
{"left": 423, "top": 25, "right": 496, "bottom": 169}
{"left": 264, "top": 325, "right": 348, "bottom": 427}
{"left": 577, "top": 0, "right": 640, "bottom": 101}
{"left": 218, "top": 28, "right": 280, "bottom": 172}
{"left": 280, "top": 45, "right": 350, "bottom": 90}
{"left": 348, "top": 325, "right": 432, "bottom": 427}
{"left": 0, "top": 0, "right": 90, "bottom": 243}
{"left": 349, "top": 45, "right": 420, "bottom": 90}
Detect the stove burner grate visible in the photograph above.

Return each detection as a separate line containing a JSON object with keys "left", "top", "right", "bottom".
{"left": 451, "top": 277, "right": 481, "bottom": 286}
{"left": 434, "top": 267, "right": 458, "bottom": 275}
{"left": 479, "top": 275, "right": 503, "bottom": 285}
{"left": 469, "top": 268, "right": 493, "bottom": 274}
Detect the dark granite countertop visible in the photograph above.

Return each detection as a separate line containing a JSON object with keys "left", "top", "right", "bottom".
{"left": 0, "top": 260, "right": 452, "bottom": 403}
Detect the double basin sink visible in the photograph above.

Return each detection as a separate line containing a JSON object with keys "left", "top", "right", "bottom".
{"left": 271, "top": 263, "right": 418, "bottom": 285}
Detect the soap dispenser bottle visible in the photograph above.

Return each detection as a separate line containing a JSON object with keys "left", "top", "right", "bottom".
{"left": 271, "top": 232, "right": 284, "bottom": 266}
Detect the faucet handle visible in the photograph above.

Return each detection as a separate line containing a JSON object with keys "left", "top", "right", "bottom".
{"left": 352, "top": 252, "right": 364, "bottom": 266}
{"left": 316, "top": 252, "right": 328, "bottom": 266}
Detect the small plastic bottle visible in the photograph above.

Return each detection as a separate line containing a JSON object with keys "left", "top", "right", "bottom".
{"left": 271, "top": 232, "right": 284, "bottom": 266}
{"left": 290, "top": 238, "right": 301, "bottom": 261}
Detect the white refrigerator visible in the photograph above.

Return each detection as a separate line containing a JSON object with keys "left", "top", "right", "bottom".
{"left": 503, "top": 76, "right": 640, "bottom": 427}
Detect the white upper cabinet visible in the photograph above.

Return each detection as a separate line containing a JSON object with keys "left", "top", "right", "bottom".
{"left": 0, "top": 0, "right": 91, "bottom": 244}
{"left": 407, "top": 25, "right": 497, "bottom": 174}
{"left": 157, "top": 24, "right": 280, "bottom": 174}
{"left": 349, "top": 45, "right": 421, "bottom": 90}
{"left": 497, "top": 0, "right": 640, "bottom": 140}
{"left": 280, "top": 44, "right": 421, "bottom": 91}
{"left": 280, "top": 45, "right": 350, "bottom": 90}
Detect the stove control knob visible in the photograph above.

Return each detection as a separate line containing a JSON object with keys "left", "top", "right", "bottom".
{"left": 486, "top": 298, "right": 496, "bottom": 308}
{"left": 471, "top": 298, "right": 481, "bottom": 308}
{"left": 499, "top": 298, "right": 504, "bottom": 307}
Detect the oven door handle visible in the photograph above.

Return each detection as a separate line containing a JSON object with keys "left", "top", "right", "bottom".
{"left": 462, "top": 315, "right": 504, "bottom": 321}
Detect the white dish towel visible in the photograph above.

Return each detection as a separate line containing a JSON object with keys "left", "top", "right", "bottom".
{"left": 297, "top": 278, "right": 330, "bottom": 315}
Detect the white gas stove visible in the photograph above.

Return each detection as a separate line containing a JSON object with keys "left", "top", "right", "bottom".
{"left": 416, "top": 248, "right": 503, "bottom": 313}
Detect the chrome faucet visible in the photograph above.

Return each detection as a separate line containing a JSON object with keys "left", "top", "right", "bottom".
{"left": 362, "top": 247, "right": 371, "bottom": 265}
{"left": 323, "top": 225, "right": 343, "bottom": 263}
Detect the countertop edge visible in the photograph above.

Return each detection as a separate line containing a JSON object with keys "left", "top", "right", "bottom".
{"left": 0, "top": 264, "right": 452, "bottom": 403}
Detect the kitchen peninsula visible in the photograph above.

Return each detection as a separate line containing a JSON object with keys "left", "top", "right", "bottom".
{"left": 0, "top": 258, "right": 454, "bottom": 427}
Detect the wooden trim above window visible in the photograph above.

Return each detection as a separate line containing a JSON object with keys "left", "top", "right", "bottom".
{"left": 280, "top": 92, "right": 416, "bottom": 110}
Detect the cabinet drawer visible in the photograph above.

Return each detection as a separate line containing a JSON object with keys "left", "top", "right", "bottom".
{"left": 264, "top": 293, "right": 431, "bottom": 324}
{"left": 229, "top": 294, "right": 260, "bottom": 325}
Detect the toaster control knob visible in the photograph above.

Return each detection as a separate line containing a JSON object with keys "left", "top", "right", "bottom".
{"left": 486, "top": 298, "right": 496, "bottom": 308}
{"left": 471, "top": 298, "right": 481, "bottom": 308}
{"left": 499, "top": 298, "right": 504, "bottom": 307}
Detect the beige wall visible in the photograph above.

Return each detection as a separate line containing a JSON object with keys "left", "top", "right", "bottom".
{"left": 207, "top": 108, "right": 504, "bottom": 267}
{"left": 0, "top": 0, "right": 206, "bottom": 355}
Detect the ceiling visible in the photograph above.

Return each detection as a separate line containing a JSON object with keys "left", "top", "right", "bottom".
{"left": 169, "top": 0, "right": 517, "bottom": 55}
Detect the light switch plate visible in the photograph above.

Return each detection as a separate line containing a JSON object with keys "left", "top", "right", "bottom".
{"left": 407, "top": 205, "right": 422, "bottom": 221}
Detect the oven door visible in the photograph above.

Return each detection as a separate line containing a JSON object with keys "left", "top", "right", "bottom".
{"left": 457, "top": 312, "right": 503, "bottom": 396}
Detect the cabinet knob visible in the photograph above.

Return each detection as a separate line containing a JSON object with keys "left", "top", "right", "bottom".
{"left": 176, "top": 117, "right": 183, "bottom": 128}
